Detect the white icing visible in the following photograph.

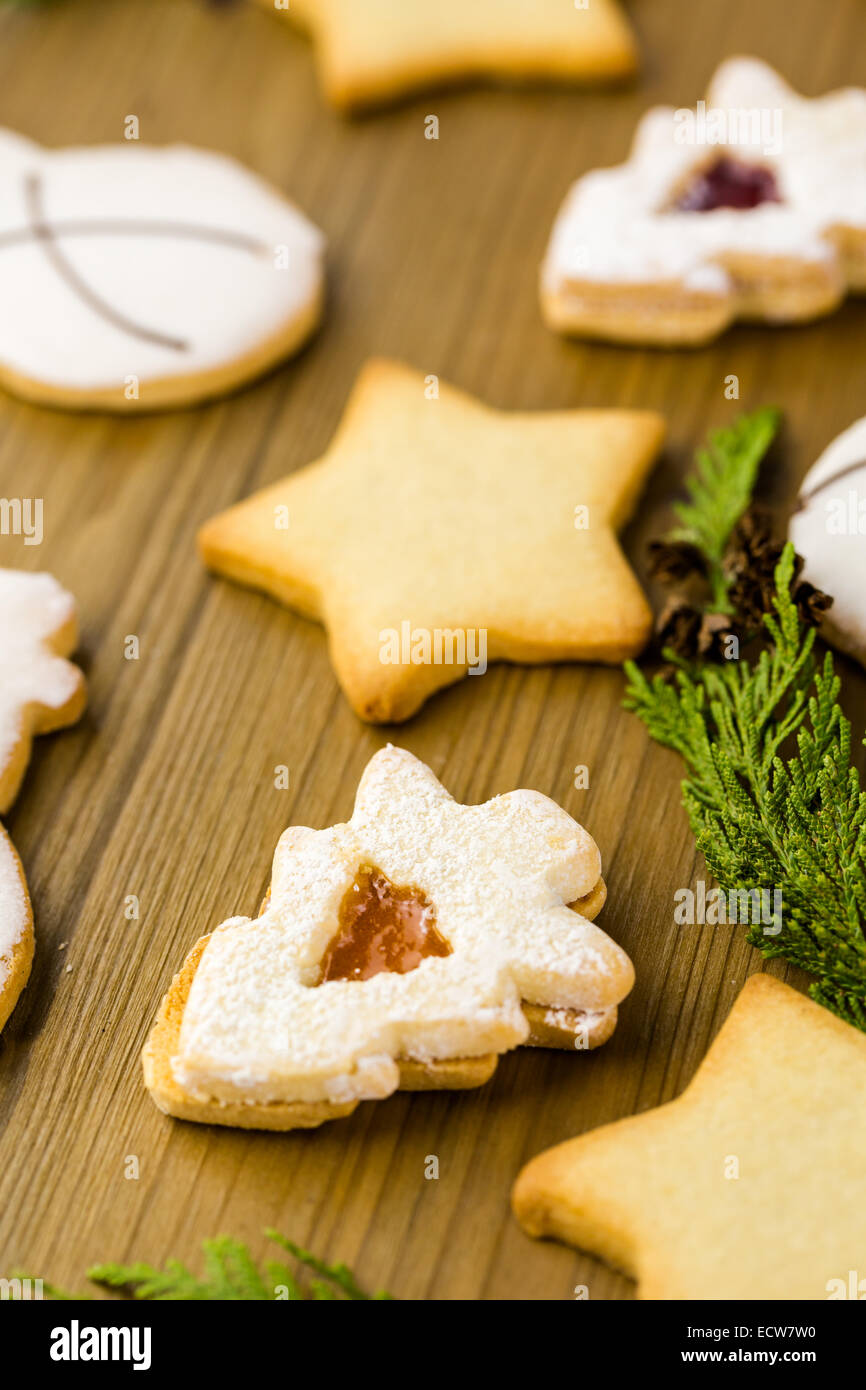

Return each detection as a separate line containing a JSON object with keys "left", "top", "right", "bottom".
{"left": 174, "top": 746, "right": 633, "bottom": 1106}
{"left": 0, "top": 826, "right": 28, "bottom": 993}
{"left": 0, "top": 569, "right": 84, "bottom": 798}
{"left": 543, "top": 57, "right": 866, "bottom": 295}
{"left": 789, "top": 416, "right": 866, "bottom": 663}
{"left": 0, "top": 129, "right": 325, "bottom": 391}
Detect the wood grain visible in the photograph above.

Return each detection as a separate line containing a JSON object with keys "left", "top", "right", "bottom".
{"left": 0, "top": 0, "right": 864, "bottom": 1300}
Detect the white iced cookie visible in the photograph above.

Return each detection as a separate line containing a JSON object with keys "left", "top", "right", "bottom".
{"left": 789, "top": 416, "right": 866, "bottom": 667}
{"left": 542, "top": 57, "right": 866, "bottom": 345}
{"left": 144, "top": 746, "right": 634, "bottom": 1131}
{"left": 0, "top": 569, "right": 87, "bottom": 814}
{"left": 0, "top": 129, "right": 325, "bottom": 411}
{"left": 0, "top": 825, "right": 33, "bottom": 1034}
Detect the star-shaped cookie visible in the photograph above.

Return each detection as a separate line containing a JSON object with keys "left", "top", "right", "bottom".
{"left": 542, "top": 57, "right": 866, "bottom": 345}
{"left": 513, "top": 975, "right": 866, "bottom": 1300}
{"left": 199, "top": 359, "right": 664, "bottom": 722}
{"left": 258, "top": 0, "right": 638, "bottom": 112}
{"left": 143, "top": 745, "right": 634, "bottom": 1131}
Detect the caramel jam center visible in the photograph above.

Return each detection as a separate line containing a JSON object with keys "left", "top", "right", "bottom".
{"left": 318, "top": 866, "right": 450, "bottom": 983}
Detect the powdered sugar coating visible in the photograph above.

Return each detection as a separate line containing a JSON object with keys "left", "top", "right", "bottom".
{"left": 175, "top": 746, "right": 634, "bottom": 1106}
{"left": 543, "top": 58, "right": 866, "bottom": 297}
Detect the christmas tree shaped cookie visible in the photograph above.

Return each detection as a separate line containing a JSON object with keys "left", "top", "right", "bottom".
{"left": 144, "top": 746, "right": 633, "bottom": 1131}
{"left": 543, "top": 58, "right": 866, "bottom": 345}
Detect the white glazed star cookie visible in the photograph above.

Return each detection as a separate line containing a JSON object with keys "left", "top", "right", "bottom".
{"left": 0, "top": 569, "right": 86, "bottom": 815}
{"left": 790, "top": 416, "right": 866, "bottom": 668}
{"left": 0, "top": 129, "right": 324, "bottom": 411}
{"left": 259, "top": 0, "right": 638, "bottom": 113}
{"left": 0, "top": 825, "right": 33, "bottom": 1034}
{"left": 542, "top": 58, "right": 866, "bottom": 345}
{"left": 143, "top": 746, "right": 634, "bottom": 1131}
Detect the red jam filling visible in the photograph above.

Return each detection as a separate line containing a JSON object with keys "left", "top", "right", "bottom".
{"left": 674, "top": 157, "right": 781, "bottom": 212}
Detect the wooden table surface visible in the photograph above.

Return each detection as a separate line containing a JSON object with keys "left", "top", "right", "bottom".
{"left": 1, "top": 0, "right": 864, "bottom": 1301}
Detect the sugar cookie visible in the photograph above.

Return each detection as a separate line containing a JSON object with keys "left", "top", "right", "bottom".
{"left": 259, "top": 0, "right": 638, "bottom": 112}
{"left": 0, "top": 129, "right": 325, "bottom": 411}
{"left": 513, "top": 975, "right": 866, "bottom": 1300}
{"left": 143, "top": 746, "right": 633, "bottom": 1131}
{"left": 789, "top": 416, "right": 866, "bottom": 668}
{"left": 0, "top": 569, "right": 87, "bottom": 815}
{"left": 0, "top": 825, "right": 33, "bottom": 1034}
{"left": 199, "top": 358, "right": 665, "bottom": 722}
{"left": 542, "top": 58, "right": 866, "bottom": 345}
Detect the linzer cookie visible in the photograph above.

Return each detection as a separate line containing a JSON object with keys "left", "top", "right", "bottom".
{"left": 0, "top": 569, "right": 86, "bottom": 815}
{"left": 789, "top": 416, "right": 866, "bottom": 668}
{"left": 513, "top": 975, "right": 866, "bottom": 1300}
{"left": 542, "top": 58, "right": 866, "bottom": 345}
{"left": 0, "top": 129, "right": 324, "bottom": 411}
{"left": 259, "top": 0, "right": 638, "bottom": 113}
{"left": 198, "top": 358, "right": 665, "bottom": 722}
{"left": 143, "top": 746, "right": 633, "bottom": 1131}
{"left": 0, "top": 826, "right": 33, "bottom": 1034}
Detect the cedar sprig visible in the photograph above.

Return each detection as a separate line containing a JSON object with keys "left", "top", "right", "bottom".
{"left": 8, "top": 1231, "right": 393, "bottom": 1301}
{"left": 625, "top": 545, "right": 866, "bottom": 1031}
{"left": 664, "top": 407, "right": 780, "bottom": 612}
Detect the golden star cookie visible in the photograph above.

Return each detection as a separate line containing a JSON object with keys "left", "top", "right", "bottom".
{"left": 513, "top": 974, "right": 866, "bottom": 1300}
{"left": 258, "top": 0, "right": 638, "bottom": 112}
{"left": 0, "top": 128, "right": 324, "bottom": 411}
{"left": 0, "top": 569, "right": 87, "bottom": 815}
{"left": 542, "top": 58, "right": 866, "bottom": 345}
{"left": 198, "top": 358, "right": 664, "bottom": 722}
{"left": 0, "top": 825, "right": 33, "bottom": 1034}
{"left": 143, "top": 745, "right": 634, "bottom": 1131}
{"left": 789, "top": 415, "right": 866, "bottom": 668}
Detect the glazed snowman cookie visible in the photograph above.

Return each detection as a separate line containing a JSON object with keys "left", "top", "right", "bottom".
{"left": 789, "top": 416, "right": 866, "bottom": 667}
{"left": 143, "top": 746, "right": 634, "bottom": 1131}
{"left": 0, "top": 826, "right": 33, "bottom": 1034}
{"left": 0, "top": 130, "right": 325, "bottom": 411}
{"left": 542, "top": 58, "right": 866, "bottom": 345}
{"left": 0, "top": 570, "right": 87, "bottom": 814}
{"left": 0, "top": 570, "right": 85, "bottom": 1032}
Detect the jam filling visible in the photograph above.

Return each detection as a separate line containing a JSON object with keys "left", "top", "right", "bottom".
{"left": 318, "top": 866, "right": 450, "bottom": 983}
{"left": 674, "top": 156, "right": 781, "bottom": 212}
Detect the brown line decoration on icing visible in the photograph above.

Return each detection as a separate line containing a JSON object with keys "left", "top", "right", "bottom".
{"left": 794, "top": 458, "right": 866, "bottom": 511}
{"left": 24, "top": 173, "right": 193, "bottom": 353}
{"left": 0, "top": 218, "right": 268, "bottom": 255}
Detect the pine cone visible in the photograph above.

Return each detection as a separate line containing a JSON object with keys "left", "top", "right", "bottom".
{"left": 793, "top": 581, "right": 833, "bottom": 628}
{"left": 648, "top": 539, "right": 708, "bottom": 586}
